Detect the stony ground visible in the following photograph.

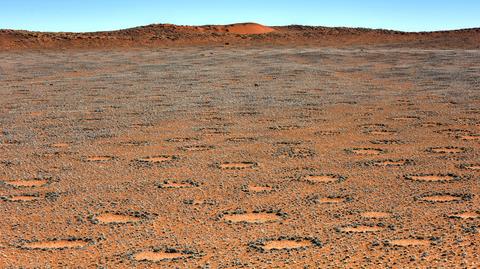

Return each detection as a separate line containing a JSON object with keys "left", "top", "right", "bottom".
{"left": 0, "top": 48, "right": 479, "bottom": 268}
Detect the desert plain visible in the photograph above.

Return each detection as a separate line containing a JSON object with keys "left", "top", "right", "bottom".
{"left": 0, "top": 24, "right": 479, "bottom": 268}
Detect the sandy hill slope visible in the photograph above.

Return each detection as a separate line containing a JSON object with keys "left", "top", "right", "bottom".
{"left": 0, "top": 22, "right": 479, "bottom": 50}
{"left": 201, "top": 23, "right": 276, "bottom": 34}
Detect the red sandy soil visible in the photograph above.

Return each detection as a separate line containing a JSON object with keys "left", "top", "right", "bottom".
{"left": 0, "top": 22, "right": 479, "bottom": 268}
{"left": 1, "top": 22, "right": 479, "bottom": 50}
{"left": 1, "top": 46, "right": 479, "bottom": 268}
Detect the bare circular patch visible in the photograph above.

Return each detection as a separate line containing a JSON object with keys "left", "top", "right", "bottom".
{"left": 274, "top": 141, "right": 303, "bottom": 146}
{"left": 360, "top": 211, "right": 392, "bottom": 219}
{"left": 226, "top": 137, "right": 257, "bottom": 143}
{"left": 242, "top": 184, "right": 274, "bottom": 193}
{"left": 364, "top": 159, "right": 413, "bottom": 167}
{"left": 183, "top": 199, "right": 216, "bottom": 206}
{"left": 307, "top": 195, "right": 352, "bottom": 204}
{"left": 157, "top": 179, "right": 199, "bottom": 189}
{"left": 249, "top": 237, "right": 321, "bottom": 252}
{"left": 457, "top": 134, "right": 480, "bottom": 141}
{"left": 275, "top": 147, "right": 316, "bottom": 158}
{"left": 136, "top": 155, "right": 177, "bottom": 164}
{"left": 50, "top": 143, "right": 69, "bottom": 148}
{"left": 223, "top": 213, "right": 281, "bottom": 223}
{"left": 426, "top": 147, "right": 466, "bottom": 154}
{"left": 390, "top": 116, "right": 420, "bottom": 121}
{"left": 366, "top": 130, "right": 397, "bottom": 136}
{"left": 346, "top": 148, "right": 385, "bottom": 155}
{"left": 318, "top": 197, "right": 346, "bottom": 204}
{"left": 85, "top": 156, "right": 115, "bottom": 162}
{"left": 165, "top": 137, "right": 199, "bottom": 143}
{"left": 404, "top": 173, "right": 460, "bottom": 182}
{"left": 419, "top": 122, "right": 443, "bottom": 127}
{"left": 2, "top": 178, "right": 49, "bottom": 188}
{"left": 180, "top": 145, "right": 214, "bottom": 152}
{"left": 261, "top": 240, "right": 311, "bottom": 250}
{"left": 119, "top": 141, "right": 149, "bottom": 146}
{"left": 416, "top": 193, "right": 471, "bottom": 203}
{"left": 359, "top": 124, "right": 388, "bottom": 129}
{"left": 448, "top": 211, "right": 480, "bottom": 219}
{"left": 21, "top": 238, "right": 93, "bottom": 250}
{"left": 314, "top": 130, "right": 341, "bottom": 136}
{"left": 197, "top": 127, "right": 229, "bottom": 136}
{"left": 388, "top": 239, "right": 431, "bottom": 247}
{"left": 131, "top": 122, "right": 153, "bottom": 128}
{"left": 337, "top": 225, "right": 384, "bottom": 233}
{"left": 370, "top": 139, "right": 404, "bottom": 145}
{"left": 303, "top": 174, "right": 346, "bottom": 183}
{"left": 2, "top": 194, "right": 40, "bottom": 202}
{"left": 421, "top": 195, "right": 463, "bottom": 202}
{"left": 93, "top": 213, "right": 143, "bottom": 224}
{"left": 217, "top": 162, "right": 258, "bottom": 170}
{"left": 131, "top": 248, "right": 197, "bottom": 262}
{"left": 1, "top": 139, "right": 21, "bottom": 145}
{"left": 269, "top": 125, "right": 300, "bottom": 131}
{"left": 133, "top": 251, "right": 186, "bottom": 261}
{"left": 221, "top": 210, "right": 284, "bottom": 224}
{"left": 459, "top": 163, "right": 480, "bottom": 171}
{"left": 435, "top": 128, "right": 472, "bottom": 136}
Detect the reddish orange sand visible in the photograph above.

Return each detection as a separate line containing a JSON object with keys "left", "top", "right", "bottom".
{"left": 0, "top": 25, "right": 479, "bottom": 267}
{"left": 202, "top": 23, "right": 276, "bottom": 34}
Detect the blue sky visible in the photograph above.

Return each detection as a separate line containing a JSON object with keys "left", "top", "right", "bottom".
{"left": 1, "top": 0, "right": 479, "bottom": 32}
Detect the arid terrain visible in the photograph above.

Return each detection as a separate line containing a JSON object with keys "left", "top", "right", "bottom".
{"left": 0, "top": 24, "right": 479, "bottom": 268}
{"left": 1, "top": 23, "right": 480, "bottom": 50}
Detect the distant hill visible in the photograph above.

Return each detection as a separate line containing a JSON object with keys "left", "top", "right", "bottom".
{"left": 1, "top": 22, "right": 479, "bottom": 50}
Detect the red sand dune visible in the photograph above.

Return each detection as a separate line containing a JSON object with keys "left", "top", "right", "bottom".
{"left": 202, "top": 23, "right": 276, "bottom": 34}
{"left": 0, "top": 22, "right": 479, "bottom": 50}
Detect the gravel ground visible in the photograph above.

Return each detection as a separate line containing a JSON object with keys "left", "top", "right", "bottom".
{"left": 0, "top": 47, "right": 479, "bottom": 268}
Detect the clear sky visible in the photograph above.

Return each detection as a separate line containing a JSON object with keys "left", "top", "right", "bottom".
{"left": 1, "top": 0, "right": 479, "bottom": 32}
